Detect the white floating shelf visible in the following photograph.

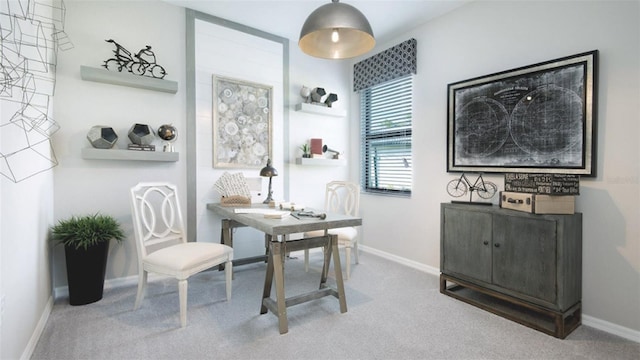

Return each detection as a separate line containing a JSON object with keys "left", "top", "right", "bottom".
{"left": 82, "top": 148, "right": 179, "bottom": 162}
{"left": 295, "top": 157, "right": 346, "bottom": 166}
{"left": 80, "top": 66, "right": 178, "bottom": 94}
{"left": 294, "top": 103, "right": 346, "bottom": 118}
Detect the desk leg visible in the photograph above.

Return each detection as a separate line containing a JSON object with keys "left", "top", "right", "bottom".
{"left": 270, "top": 239, "right": 288, "bottom": 334}
{"left": 260, "top": 235, "right": 274, "bottom": 315}
{"left": 328, "top": 234, "right": 347, "bottom": 313}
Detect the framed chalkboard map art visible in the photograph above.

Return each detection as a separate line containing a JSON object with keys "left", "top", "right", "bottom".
{"left": 447, "top": 50, "right": 597, "bottom": 176}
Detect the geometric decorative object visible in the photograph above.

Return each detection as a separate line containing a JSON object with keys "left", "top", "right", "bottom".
{"left": 87, "top": 126, "right": 118, "bottom": 149}
{"left": 299, "top": 0, "right": 375, "bottom": 59}
{"left": 0, "top": 0, "right": 73, "bottom": 182}
{"left": 128, "top": 123, "right": 154, "bottom": 145}
{"left": 310, "top": 87, "right": 326, "bottom": 103}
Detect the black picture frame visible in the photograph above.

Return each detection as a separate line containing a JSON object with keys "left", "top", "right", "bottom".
{"left": 447, "top": 50, "right": 598, "bottom": 176}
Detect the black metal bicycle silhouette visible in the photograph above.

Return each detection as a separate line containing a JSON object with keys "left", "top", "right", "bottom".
{"left": 102, "top": 39, "right": 167, "bottom": 79}
{"left": 447, "top": 173, "right": 497, "bottom": 202}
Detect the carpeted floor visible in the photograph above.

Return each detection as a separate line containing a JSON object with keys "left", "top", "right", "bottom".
{"left": 31, "top": 251, "right": 639, "bottom": 360}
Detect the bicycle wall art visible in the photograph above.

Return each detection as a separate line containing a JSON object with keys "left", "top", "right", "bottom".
{"left": 102, "top": 39, "right": 167, "bottom": 79}
{"left": 447, "top": 50, "right": 597, "bottom": 177}
{"left": 446, "top": 172, "right": 497, "bottom": 204}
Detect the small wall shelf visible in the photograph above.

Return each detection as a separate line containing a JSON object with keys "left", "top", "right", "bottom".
{"left": 294, "top": 103, "right": 346, "bottom": 118}
{"left": 295, "top": 157, "right": 345, "bottom": 166}
{"left": 80, "top": 66, "right": 178, "bottom": 94}
{"left": 82, "top": 148, "right": 179, "bottom": 162}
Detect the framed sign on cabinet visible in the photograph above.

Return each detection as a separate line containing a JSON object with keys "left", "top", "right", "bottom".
{"left": 447, "top": 50, "right": 597, "bottom": 176}
{"left": 212, "top": 74, "right": 273, "bottom": 169}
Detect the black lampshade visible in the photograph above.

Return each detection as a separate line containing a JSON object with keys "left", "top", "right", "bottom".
{"left": 260, "top": 159, "right": 278, "bottom": 177}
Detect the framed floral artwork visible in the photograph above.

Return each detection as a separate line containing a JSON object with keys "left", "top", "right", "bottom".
{"left": 212, "top": 75, "right": 272, "bottom": 168}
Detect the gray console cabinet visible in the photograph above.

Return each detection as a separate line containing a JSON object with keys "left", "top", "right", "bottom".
{"left": 440, "top": 203, "right": 582, "bottom": 338}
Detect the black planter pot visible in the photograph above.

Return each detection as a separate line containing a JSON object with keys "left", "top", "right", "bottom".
{"left": 64, "top": 240, "right": 109, "bottom": 305}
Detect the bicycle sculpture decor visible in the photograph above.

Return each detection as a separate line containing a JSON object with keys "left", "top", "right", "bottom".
{"left": 447, "top": 173, "right": 497, "bottom": 204}
{"left": 102, "top": 39, "right": 167, "bottom": 79}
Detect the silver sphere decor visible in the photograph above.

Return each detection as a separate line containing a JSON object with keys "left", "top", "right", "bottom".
{"left": 128, "top": 123, "right": 154, "bottom": 145}
{"left": 87, "top": 125, "right": 118, "bottom": 149}
{"left": 157, "top": 124, "right": 177, "bottom": 152}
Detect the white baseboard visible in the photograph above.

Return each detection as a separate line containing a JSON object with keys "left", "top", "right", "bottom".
{"left": 359, "top": 244, "right": 440, "bottom": 276}
{"left": 582, "top": 315, "right": 640, "bottom": 343}
{"left": 20, "top": 296, "right": 53, "bottom": 360}
{"left": 359, "top": 245, "right": 640, "bottom": 344}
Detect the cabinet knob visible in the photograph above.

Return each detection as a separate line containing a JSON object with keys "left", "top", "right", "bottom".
{"left": 483, "top": 241, "right": 489, "bottom": 245}
{"left": 494, "top": 243, "right": 501, "bottom": 248}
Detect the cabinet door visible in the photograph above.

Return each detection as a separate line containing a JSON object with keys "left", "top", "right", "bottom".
{"left": 442, "top": 207, "right": 492, "bottom": 283}
{"left": 492, "top": 215, "right": 557, "bottom": 304}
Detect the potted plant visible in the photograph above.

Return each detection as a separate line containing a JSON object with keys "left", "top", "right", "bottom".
{"left": 51, "top": 213, "right": 125, "bottom": 305}
{"left": 299, "top": 143, "right": 311, "bottom": 158}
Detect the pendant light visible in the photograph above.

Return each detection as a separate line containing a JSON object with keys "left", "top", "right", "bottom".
{"left": 299, "top": 0, "right": 375, "bottom": 59}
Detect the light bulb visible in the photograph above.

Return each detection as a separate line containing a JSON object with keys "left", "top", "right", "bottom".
{"left": 331, "top": 29, "right": 339, "bottom": 43}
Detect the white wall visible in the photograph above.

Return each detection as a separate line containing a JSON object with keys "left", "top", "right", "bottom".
{"left": 192, "top": 17, "right": 286, "bottom": 256}
{"left": 51, "top": 0, "right": 187, "bottom": 288}
{"left": 351, "top": 0, "right": 640, "bottom": 336}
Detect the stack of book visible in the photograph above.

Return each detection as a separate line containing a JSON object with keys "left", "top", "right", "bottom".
{"left": 500, "top": 173, "right": 580, "bottom": 214}
{"left": 128, "top": 144, "right": 155, "bottom": 151}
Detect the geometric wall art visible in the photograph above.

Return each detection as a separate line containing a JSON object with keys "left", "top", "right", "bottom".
{"left": 0, "top": 0, "right": 73, "bottom": 182}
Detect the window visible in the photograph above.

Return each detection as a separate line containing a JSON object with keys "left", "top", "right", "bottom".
{"left": 360, "top": 75, "right": 413, "bottom": 196}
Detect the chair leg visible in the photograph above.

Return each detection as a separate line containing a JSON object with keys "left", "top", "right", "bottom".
{"left": 225, "top": 259, "right": 232, "bottom": 301}
{"left": 179, "top": 279, "right": 188, "bottom": 328}
{"left": 134, "top": 270, "right": 147, "bottom": 310}
{"left": 345, "top": 246, "right": 351, "bottom": 280}
{"left": 354, "top": 241, "right": 360, "bottom": 264}
{"left": 304, "top": 249, "right": 310, "bottom": 272}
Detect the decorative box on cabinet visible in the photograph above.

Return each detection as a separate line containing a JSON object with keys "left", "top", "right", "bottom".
{"left": 439, "top": 203, "right": 582, "bottom": 339}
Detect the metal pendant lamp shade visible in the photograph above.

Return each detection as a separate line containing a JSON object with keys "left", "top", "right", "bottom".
{"left": 299, "top": 0, "right": 375, "bottom": 59}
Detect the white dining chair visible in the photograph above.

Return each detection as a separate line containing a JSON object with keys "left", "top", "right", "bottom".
{"left": 303, "top": 181, "right": 360, "bottom": 279}
{"left": 130, "top": 182, "right": 233, "bottom": 327}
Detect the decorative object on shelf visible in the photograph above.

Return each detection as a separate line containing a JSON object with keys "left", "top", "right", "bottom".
{"left": 102, "top": 39, "right": 167, "bottom": 79}
{"left": 213, "top": 74, "right": 272, "bottom": 168}
{"left": 260, "top": 159, "right": 278, "bottom": 204}
{"left": 310, "top": 138, "right": 323, "bottom": 155}
{"left": 127, "top": 144, "right": 155, "bottom": 151}
{"left": 446, "top": 172, "right": 497, "bottom": 204}
{"left": 324, "top": 93, "right": 338, "bottom": 107}
{"left": 310, "top": 87, "right": 326, "bottom": 103}
{"left": 299, "top": 143, "right": 311, "bottom": 158}
{"left": 87, "top": 126, "right": 118, "bottom": 149}
{"left": 50, "top": 213, "right": 125, "bottom": 305}
{"left": 504, "top": 173, "right": 580, "bottom": 195}
{"left": 322, "top": 144, "right": 341, "bottom": 159}
{"left": 299, "top": 0, "right": 375, "bottom": 59}
{"left": 157, "top": 124, "right": 177, "bottom": 152}
{"left": 300, "top": 85, "right": 311, "bottom": 103}
{"left": 128, "top": 123, "right": 155, "bottom": 146}
{"left": 447, "top": 50, "right": 598, "bottom": 176}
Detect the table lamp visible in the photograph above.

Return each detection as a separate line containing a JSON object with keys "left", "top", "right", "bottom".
{"left": 260, "top": 159, "right": 278, "bottom": 204}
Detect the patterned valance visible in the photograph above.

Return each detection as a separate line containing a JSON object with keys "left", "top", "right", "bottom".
{"left": 353, "top": 38, "right": 417, "bottom": 92}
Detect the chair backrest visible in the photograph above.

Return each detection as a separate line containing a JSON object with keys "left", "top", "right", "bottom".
{"left": 324, "top": 181, "right": 360, "bottom": 217}
{"left": 130, "top": 182, "right": 186, "bottom": 259}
